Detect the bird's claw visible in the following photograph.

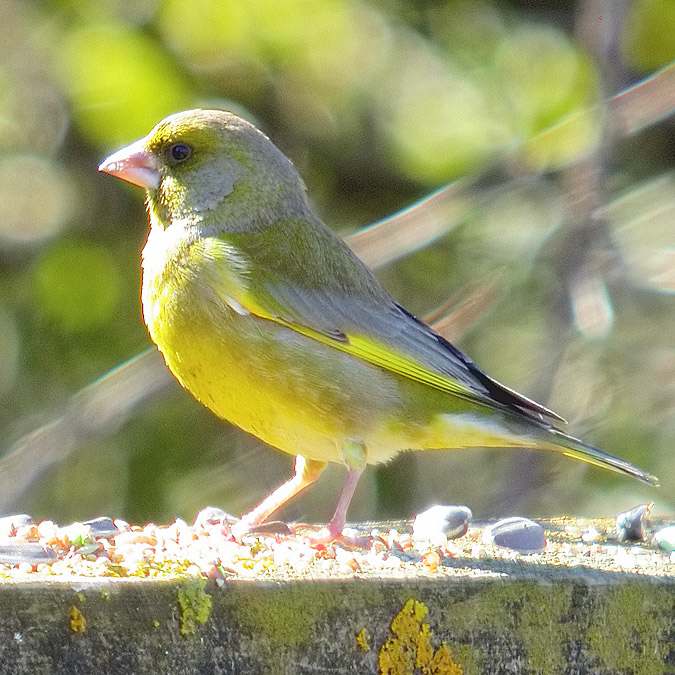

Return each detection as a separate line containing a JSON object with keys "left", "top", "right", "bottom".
{"left": 231, "top": 519, "right": 292, "bottom": 540}
{"left": 232, "top": 519, "right": 371, "bottom": 549}
{"left": 303, "top": 525, "right": 372, "bottom": 549}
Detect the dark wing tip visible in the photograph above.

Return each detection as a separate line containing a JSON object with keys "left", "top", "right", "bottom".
{"left": 462, "top": 363, "right": 567, "bottom": 424}
{"left": 393, "top": 301, "right": 566, "bottom": 424}
{"left": 490, "top": 379, "right": 567, "bottom": 424}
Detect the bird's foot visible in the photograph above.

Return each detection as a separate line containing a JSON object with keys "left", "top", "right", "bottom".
{"left": 232, "top": 518, "right": 371, "bottom": 549}
{"left": 302, "top": 524, "right": 372, "bottom": 549}
{"left": 231, "top": 519, "right": 292, "bottom": 540}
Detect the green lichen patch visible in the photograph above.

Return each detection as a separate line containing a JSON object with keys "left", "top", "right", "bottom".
{"left": 452, "top": 644, "right": 480, "bottom": 675}
{"left": 587, "top": 584, "right": 672, "bottom": 675}
{"left": 177, "top": 578, "right": 213, "bottom": 636}
{"left": 235, "top": 585, "right": 333, "bottom": 650}
{"left": 444, "top": 582, "right": 574, "bottom": 675}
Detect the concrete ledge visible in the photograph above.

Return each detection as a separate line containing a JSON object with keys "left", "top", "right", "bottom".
{"left": 0, "top": 564, "right": 672, "bottom": 675}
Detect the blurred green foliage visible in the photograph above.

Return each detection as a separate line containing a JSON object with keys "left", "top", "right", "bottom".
{"left": 0, "top": 0, "right": 673, "bottom": 524}
{"left": 32, "top": 240, "right": 122, "bottom": 332}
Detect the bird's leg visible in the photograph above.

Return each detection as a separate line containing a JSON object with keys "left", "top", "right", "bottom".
{"left": 233, "top": 456, "right": 326, "bottom": 538}
{"left": 308, "top": 440, "right": 369, "bottom": 546}
{"left": 322, "top": 466, "right": 364, "bottom": 536}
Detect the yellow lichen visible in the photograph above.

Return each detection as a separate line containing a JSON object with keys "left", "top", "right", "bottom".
{"left": 429, "top": 645, "right": 463, "bottom": 675}
{"left": 416, "top": 622, "right": 434, "bottom": 670}
{"left": 69, "top": 605, "right": 87, "bottom": 633}
{"left": 378, "top": 598, "right": 463, "bottom": 675}
{"left": 356, "top": 627, "right": 371, "bottom": 652}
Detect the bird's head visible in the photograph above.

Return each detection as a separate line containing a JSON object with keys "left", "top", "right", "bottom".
{"left": 99, "top": 109, "right": 308, "bottom": 229}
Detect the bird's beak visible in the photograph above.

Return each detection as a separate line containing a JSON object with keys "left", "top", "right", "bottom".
{"left": 98, "top": 138, "right": 160, "bottom": 190}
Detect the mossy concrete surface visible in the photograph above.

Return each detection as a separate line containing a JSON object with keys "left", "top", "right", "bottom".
{"left": 0, "top": 565, "right": 672, "bottom": 675}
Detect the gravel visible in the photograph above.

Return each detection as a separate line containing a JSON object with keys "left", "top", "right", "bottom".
{"left": 0, "top": 512, "right": 672, "bottom": 584}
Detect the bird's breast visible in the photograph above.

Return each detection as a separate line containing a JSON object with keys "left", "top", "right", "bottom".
{"left": 138, "top": 227, "right": 468, "bottom": 466}
{"left": 138, "top": 232, "right": 416, "bottom": 463}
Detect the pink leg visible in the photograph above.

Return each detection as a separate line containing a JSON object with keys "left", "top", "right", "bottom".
{"left": 326, "top": 467, "right": 364, "bottom": 535}
{"left": 233, "top": 456, "right": 326, "bottom": 537}
{"left": 309, "top": 466, "right": 367, "bottom": 545}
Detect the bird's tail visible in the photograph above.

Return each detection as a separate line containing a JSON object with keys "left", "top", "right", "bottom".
{"left": 546, "top": 428, "right": 659, "bottom": 486}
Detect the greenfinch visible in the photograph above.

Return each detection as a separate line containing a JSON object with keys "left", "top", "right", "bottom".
{"left": 99, "top": 109, "right": 657, "bottom": 541}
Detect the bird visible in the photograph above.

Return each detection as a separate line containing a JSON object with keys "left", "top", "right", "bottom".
{"left": 99, "top": 109, "right": 657, "bottom": 542}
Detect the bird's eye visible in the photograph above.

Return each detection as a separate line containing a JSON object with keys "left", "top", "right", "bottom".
{"left": 170, "top": 143, "right": 192, "bottom": 162}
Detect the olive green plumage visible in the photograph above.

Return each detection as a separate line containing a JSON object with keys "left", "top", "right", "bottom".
{"left": 100, "top": 109, "right": 657, "bottom": 533}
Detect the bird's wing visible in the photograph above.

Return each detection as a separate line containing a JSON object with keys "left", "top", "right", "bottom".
{"left": 210, "top": 223, "right": 563, "bottom": 424}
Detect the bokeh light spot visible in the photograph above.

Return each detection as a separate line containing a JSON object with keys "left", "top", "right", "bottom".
{"left": 496, "top": 25, "right": 599, "bottom": 169}
{"left": 0, "top": 156, "right": 75, "bottom": 247}
{"left": 158, "top": 0, "right": 253, "bottom": 70}
{"left": 377, "top": 44, "right": 505, "bottom": 183}
{"left": 32, "top": 241, "right": 123, "bottom": 332}
{"left": 57, "top": 22, "right": 192, "bottom": 147}
{"left": 608, "top": 174, "right": 675, "bottom": 294}
{"left": 473, "top": 182, "right": 564, "bottom": 262}
{"left": 623, "top": 0, "right": 675, "bottom": 71}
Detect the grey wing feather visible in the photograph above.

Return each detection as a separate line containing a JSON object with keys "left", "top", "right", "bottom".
{"left": 261, "top": 274, "right": 563, "bottom": 424}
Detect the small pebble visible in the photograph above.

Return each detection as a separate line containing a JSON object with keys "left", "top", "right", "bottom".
{"left": 193, "top": 507, "right": 238, "bottom": 529}
{"left": 422, "top": 549, "right": 441, "bottom": 572}
{"left": 61, "top": 523, "right": 93, "bottom": 546}
{"left": 14, "top": 524, "right": 39, "bottom": 541}
{"left": 173, "top": 518, "right": 193, "bottom": 542}
{"left": 114, "top": 531, "right": 157, "bottom": 547}
{"left": 615, "top": 548, "right": 636, "bottom": 569}
{"left": 371, "top": 538, "right": 387, "bottom": 554}
{"left": 334, "top": 547, "right": 360, "bottom": 572}
{"left": 581, "top": 527, "right": 601, "bottom": 543}
{"left": 654, "top": 526, "right": 675, "bottom": 553}
{"left": 386, "top": 529, "right": 399, "bottom": 549}
{"left": 413, "top": 505, "right": 472, "bottom": 542}
{"left": 37, "top": 521, "right": 59, "bottom": 541}
{"left": 77, "top": 543, "right": 102, "bottom": 556}
{"left": 616, "top": 503, "right": 652, "bottom": 542}
{"left": 397, "top": 533, "right": 414, "bottom": 551}
{"left": 483, "top": 517, "right": 545, "bottom": 553}
{"left": 83, "top": 517, "right": 119, "bottom": 538}
{"left": 0, "top": 514, "right": 32, "bottom": 537}
{"left": 0, "top": 544, "right": 57, "bottom": 565}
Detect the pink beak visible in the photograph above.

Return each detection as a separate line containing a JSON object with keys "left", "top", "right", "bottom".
{"left": 98, "top": 138, "right": 160, "bottom": 190}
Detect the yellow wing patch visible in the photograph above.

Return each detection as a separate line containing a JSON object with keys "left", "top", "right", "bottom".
{"left": 201, "top": 236, "right": 497, "bottom": 410}
{"left": 245, "top": 303, "right": 484, "bottom": 404}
